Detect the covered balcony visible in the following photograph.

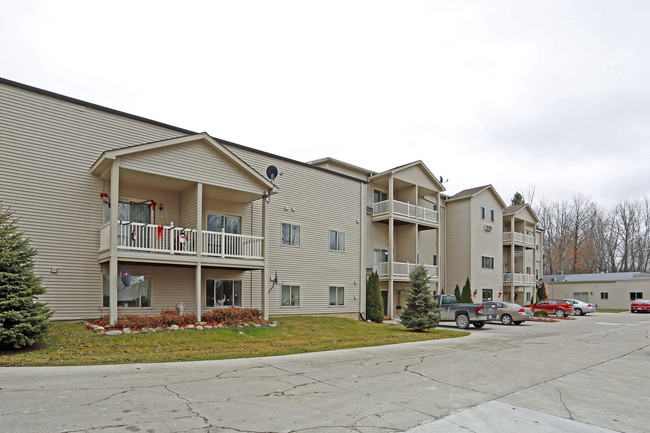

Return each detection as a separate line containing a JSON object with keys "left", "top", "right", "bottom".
{"left": 372, "top": 261, "right": 439, "bottom": 281}
{"left": 503, "top": 272, "right": 536, "bottom": 285}
{"left": 372, "top": 199, "right": 439, "bottom": 225}
{"left": 503, "top": 231, "right": 535, "bottom": 247}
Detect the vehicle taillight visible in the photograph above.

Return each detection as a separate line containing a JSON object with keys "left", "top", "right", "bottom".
{"left": 518, "top": 308, "right": 525, "bottom": 313}
{"left": 587, "top": 304, "right": 592, "bottom": 307}
{"left": 477, "top": 306, "right": 483, "bottom": 314}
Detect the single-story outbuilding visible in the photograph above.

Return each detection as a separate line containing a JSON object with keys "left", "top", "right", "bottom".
{"left": 543, "top": 272, "right": 650, "bottom": 310}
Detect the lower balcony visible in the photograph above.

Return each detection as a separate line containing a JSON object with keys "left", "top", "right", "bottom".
{"left": 100, "top": 222, "right": 263, "bottom": 261}
{"left": 503, "top": 272, "right": 535, "bottom": 285}
{"left": 372, "top": 262, "right": 439, "bottom": 281}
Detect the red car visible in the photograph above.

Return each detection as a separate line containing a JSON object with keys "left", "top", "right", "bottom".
{"left": 631, "top": 299, "right": 650, "bottom": 313}
{"left": 525, "top": 299, "right": 575, "bottom": 317}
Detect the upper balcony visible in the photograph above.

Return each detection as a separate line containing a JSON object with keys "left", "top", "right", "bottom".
{"left": 372, "top": 261, "right": 439, "bottom": 282}
{"left": 100, "top": 221, "right": 264, "bottom": 267}
{"left": 503, "top": 272, "right": 536, "bottom": 285}
{"left": 372, "top": 200, "right": 439, "bottom": 226}
{"left": 503, "top": 231, "right": 535, "bottom": 247}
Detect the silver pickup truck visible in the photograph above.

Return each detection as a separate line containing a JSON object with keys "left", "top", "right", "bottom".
{"left": 433, "top": 294, "right": 497, "bottom": 329}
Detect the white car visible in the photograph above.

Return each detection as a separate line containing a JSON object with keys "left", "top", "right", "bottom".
{"left": 563, "top": 299, "right": 596, "bottom": 316}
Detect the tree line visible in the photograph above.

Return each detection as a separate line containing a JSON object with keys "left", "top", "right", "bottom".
{"left": 523, "top": 191, "right": 650, "bottom": 275}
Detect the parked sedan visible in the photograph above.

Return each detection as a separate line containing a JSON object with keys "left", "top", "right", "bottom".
{"left": 493, "top": 302, "right": 533, "bottom": 325}
{"left": 630, "top": 299, "right": 650, "bottom": 313}
{"left": 563, "top": 299, "right": 596, "bottom": 316}
{"left": 525, "top": 299, "right": 575, "bottom": 317}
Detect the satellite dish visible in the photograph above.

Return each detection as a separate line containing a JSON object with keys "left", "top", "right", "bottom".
{"left": 268, "top": 270, "right": 284, "bottom": 293}
{"left": 266, "top": 165, "right": 278, "bottom": 181}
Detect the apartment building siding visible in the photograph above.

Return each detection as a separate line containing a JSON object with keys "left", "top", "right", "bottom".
{"left": 445, "top": 199, "right": 472, "bottom": 292}
{"left": 0, "top": 80, "right": 188, "bottom": 320}
{"left": 469, "top": 192, "right": 504, "bottom": 301}
{"left": 225, "top": 145, "right": 366, "bottom": 317}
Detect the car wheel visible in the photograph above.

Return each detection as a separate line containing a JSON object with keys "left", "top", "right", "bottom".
{"left": 456, "top": 314, "right": 470, "bottom": 329}
{"left": 513, "top": 321, "right": 523, "bottom": 325}
{"left": 472, "top": 321, "right": 486, "bottom": 328}
{"left": 574, "top": 308, "right": 583, "bottom": 316}
{"left": 501, "top": 314, "right": 513, "bottom": 325}
{"left": 555, "top": 309, "right": 566, "bottom": 318}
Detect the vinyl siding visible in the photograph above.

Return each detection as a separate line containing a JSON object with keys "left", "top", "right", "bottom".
{"left": 225, "top": 145, "right": 365, "bottom": 316}
{"left": 445, "top": 199, "right": 472, "bottom": 292}
{"left": 0, "top": 83, "right": 184, "bottom": 320}
{"left": 119, "top": 140, "right": 262, "bottom": 194}
{"left": 394, "top": 166, "right": 440, "bottom": 192}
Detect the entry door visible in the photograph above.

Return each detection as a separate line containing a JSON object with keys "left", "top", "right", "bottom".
{"left": 381, "top": 291, "right": 388, "bottom": 317}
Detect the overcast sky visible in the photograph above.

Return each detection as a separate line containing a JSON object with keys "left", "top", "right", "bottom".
{"left": 1, "top": 0, "right": 649, "bottom": 207}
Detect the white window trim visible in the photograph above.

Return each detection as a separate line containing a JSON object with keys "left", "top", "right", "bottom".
{"left": 102, "top": 274, "right": 153, "bottom": 309}
{"left": 481, "top": 256, "right": 495, "bottom": 269}
{"left": 281, "top": 284, "right": 301, "bottom": 307}
{"left": 329, "top": 229, "right": 346, "bottom": 252}
{"left": 281, "top": 222, "right": 301, "bottom": 247}
{"left": 329, "top": 286, "right": 345, "bottom": 306}
{"left": 204, "top": 278, "right": 243, "bottom": 309}
{"left": 205, "top": 211, "right": 242, "bottom": 234}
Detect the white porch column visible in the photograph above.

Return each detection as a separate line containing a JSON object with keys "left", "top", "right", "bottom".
{"left": 510, "top": 216, "right": 516, "bottom": 303}
{"left": 388, "top": 174, "right": 394, "bottom": 318}
{"left": 436, "top": 191, "right": 441, "bottom": 294}
{"left": 262, "top": 196, "right": 269, "bottom": 320}
{"left": 195, "top": 183, "right": 203, "bottom": 321}
{"left": 109, "top": 159, "right": 120, "bottom": 326}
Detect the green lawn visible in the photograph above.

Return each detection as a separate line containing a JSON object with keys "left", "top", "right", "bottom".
{"left": 0, "top": 316, "right": 467, "bottom": 367}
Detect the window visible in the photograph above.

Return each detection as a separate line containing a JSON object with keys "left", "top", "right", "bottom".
{"left": 329, "top": 286, "right": 344, "bottom": 306}
{"left": 526, "top": 292, "right": 531, "bottom": 302}
{"left": 433, "top": 254, "right": 437, "bottom": 266}
{"left": 282, "top": 285, "right": 300, "bottom": 307}
{"left": 103, "top": 275, "right": 151, "bottom": 308}
{"left": 481, "top": 207, "right": 495, "bottom": 222}
{"left": 601, "top": 292, "right": 609, "bottom": 300}
{"left": 329, "top": 230, "right": 345, "bottom": 251}
{"left": 207, "top": 213, "right": 241, "bottom": 234}
{"left": 526, "top": 267, "right": 532, "bottom": 275}
{"left": 281, "top": 223, "right": 300, "bottom": 246}
{"left": 481, "top": 256, "right": 494, "bottom": 269}
{"left": 105, "top": 200, "right": 152, "bottom": 224}
{"left": 205, "top": 279, "right": 242, "bottom": 308}
{"left": 630, "top": 292, "right": 643, "bottom": 300}
{"left": 482, "top": 289, "right": 493, "bottom": 301}
{"left": 373, "top": 189, "right": 387, "bottom": 203}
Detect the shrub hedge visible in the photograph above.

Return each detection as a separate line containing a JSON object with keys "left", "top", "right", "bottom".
{"left": 96, "top": 307, "right": 262, "bottom": 329}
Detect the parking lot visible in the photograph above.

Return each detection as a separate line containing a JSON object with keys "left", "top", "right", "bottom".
{"left": 1, "top": 312, "right": 649, "bottom": 432}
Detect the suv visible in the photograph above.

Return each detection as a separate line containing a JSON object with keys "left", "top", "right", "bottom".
{"left": 525, "top": 299, "right": 574, "bottom": 317}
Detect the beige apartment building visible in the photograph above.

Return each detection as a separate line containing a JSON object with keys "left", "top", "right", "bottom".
{"left": 1, "top": 77, "right": 542, "bottom": 323}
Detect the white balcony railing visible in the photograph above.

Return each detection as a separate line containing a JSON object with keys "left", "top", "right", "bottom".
{"left": 503, "top": 273, "right": 536, "bottom": 285}
{"left": 100, "top": 222, "right": 262, "bottom": 260}
{"left": 503, "top": 232, "right": 535, "bottom": 246}
{"left": 372, "top": 262, "right": 439, "bottom": 280}
{"left": 372, "top": 200, "right": 438, "bottom": 224}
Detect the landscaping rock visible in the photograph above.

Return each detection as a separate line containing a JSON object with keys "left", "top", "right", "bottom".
{"left": 196, "top": 325, "right": 204, "bottom": 330}
{"left": 105, "top": 330, "right": 122, "bottom": 336}
{"left": 93, "top": 326, "right": 105, "bottom": 333}
{"left": 140, "top": 327, "right": 148, "bottom": 334}
{"left": 204, "top": 325, "right": 213, "bottom": 330}
{"left": 198, "top": 321, "right": 207, "bottom": 326}
{"left": 148, "top": 328, "right": 156, "bottom": 333}
{"left": 156, "top": 327, "right": 163, "bottom": 332}
{"left": 186, "top": 325, "right": 195, "bottom": 329}
{"left": 169, "top": 325, "right": 179, "bottom": 331}
{"left": 217, "top": 324, "right": 224, "bottom": 328}
{"left": 269, "top": 321, "right": 278, "bottom": 327}
{"left": 122, "top": 328, "right": 131, "bottom": 334}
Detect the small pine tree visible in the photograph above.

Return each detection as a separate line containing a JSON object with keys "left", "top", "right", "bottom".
{"left": 366, "top": 272, "right": 383, "bottom": 323}
{"left": 460, "top": 277, "right": 473, "bottom": 303}
{"left": 0, "top": 203, "right": 52, "bottom": 349}
{"left": 399, "top": 265, "right": 441, "bottom": 331}
{"left": 536, "top": 282, "right": 547, "bottom": 302}
{"left": 454, "top": 284, "right": 461, "bottom": 301}
{"left": 511, "top": 191, "right": 525, "bottom": 206}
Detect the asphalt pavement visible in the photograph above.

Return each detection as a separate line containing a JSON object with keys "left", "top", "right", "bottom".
{"left": 1, "top": 312, "right": 649, "bottom": 432}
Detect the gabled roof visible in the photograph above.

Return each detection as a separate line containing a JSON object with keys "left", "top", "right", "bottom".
{"left": 0, "top": 76, "right": 366, "bottom": 185}
{"left": 308, "top": 157, "right": 376, "bottom": 178}
{"left": 89, "top": 132, "right": 276, "bottom": 191}
{"left": 369, "top": 160, "right": 445, "bottom": 191}
{"left": 503, "top": 203, "right": 539, "bottom": 223}
{"left": 446, "top": 184, "right": 507, "bottom": 208}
